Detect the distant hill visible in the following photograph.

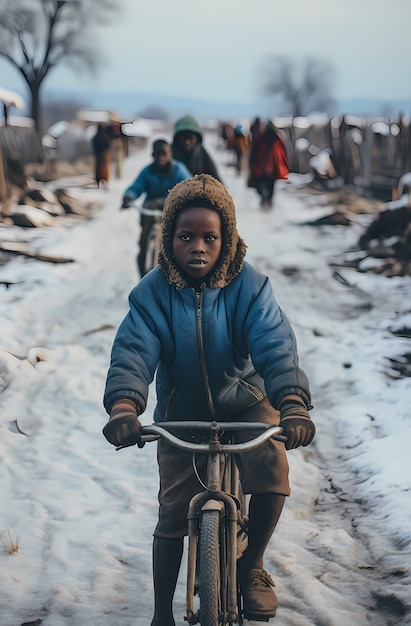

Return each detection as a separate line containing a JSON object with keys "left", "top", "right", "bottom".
{"left": 43, "top": 88, "right": 267, "bottom": 121}
{"left": 38, "top": 88, "right": 411, "bottom": 122}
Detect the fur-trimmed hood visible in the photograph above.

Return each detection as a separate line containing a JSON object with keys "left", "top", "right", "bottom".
{"left": 158, "top": 174, "right": 247, "bottom": 289}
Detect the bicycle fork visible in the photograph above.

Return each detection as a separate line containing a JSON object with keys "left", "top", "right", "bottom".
{"left": 185, "top": 452, "right": 239, "bottom": 624}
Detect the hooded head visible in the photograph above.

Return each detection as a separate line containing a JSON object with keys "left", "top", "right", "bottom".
{"left": 265, "top": 119, "right": 278, "bottom": 138}
{"left": 158, "top": 174, "right": 247, "bottom": 289}
{"left": 173, "top": 115, "right": 203, "bottom": 143}
{"left": 234, "top": 124, "right": 244, "bottom": 137}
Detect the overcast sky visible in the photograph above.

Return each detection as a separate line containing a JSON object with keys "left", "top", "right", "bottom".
{"left": 1, "top": 0, "right": 410, "bottom": 105}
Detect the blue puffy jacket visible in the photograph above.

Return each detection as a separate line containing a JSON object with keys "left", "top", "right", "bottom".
{"left": 123, "top": 160, "right": 192, "bottom": 206}
{"left": 103, "top": 261, "right": 311, "bottom": 421}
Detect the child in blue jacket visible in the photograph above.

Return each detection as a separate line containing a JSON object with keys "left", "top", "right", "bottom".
{"left": 103, "top": 174, "right": 315, "bottom": 625}
{"left": 121, "top": 139, "right": 191, "bottom": 276}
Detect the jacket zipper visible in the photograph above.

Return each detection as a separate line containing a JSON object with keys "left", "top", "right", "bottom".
{"left": 164, "top": 386, "right": 176, "bottom": 421}
{"left": 195, "top": 290, "right": 217, "bottom": 418}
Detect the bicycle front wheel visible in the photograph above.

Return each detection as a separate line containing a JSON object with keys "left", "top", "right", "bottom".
{"left": 199, "top": 509, "right": 221, "bottom": 626}
{"left": 144, "top": 228, "right": 157, "bottom": 274}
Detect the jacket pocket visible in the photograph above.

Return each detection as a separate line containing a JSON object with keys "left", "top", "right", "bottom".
{"left": 238, "top": 379, "right": 264, "bottom": 402}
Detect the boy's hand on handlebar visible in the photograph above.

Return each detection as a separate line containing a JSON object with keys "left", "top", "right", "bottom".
{"left": 279, "top": 395, "right": 316, "bottom": 450}
{"left": 145, "top": 197, "right": 166, "bottom": 212}
{"left": 121, "top": 196, "right": 132, "bottom": 209}
{"left": 103, "top": 399, "right": 144, "bottom": 448}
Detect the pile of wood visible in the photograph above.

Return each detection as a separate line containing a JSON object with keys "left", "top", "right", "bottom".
{"left": 303, "top": 188, "right": 411, "bottom": 278}
{"left": 0, "top": 183, "right": 97, "bottom": 267}
{"left": 356, "top": 195, "right": 411, "bottom": 277}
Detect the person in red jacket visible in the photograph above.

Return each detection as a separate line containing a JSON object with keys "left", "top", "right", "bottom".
{"left": 248, "top": 120, "right": 289, "bottom": 209}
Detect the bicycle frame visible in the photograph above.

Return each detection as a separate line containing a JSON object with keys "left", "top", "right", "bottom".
{"left": 124, "top": 198, "right": 163, "bottom": 275}
{"left": 144, "top": 212, "right": 162, "bottom": 274}
{"left": 140, "top": 420, "right": 285, "bottom": 626}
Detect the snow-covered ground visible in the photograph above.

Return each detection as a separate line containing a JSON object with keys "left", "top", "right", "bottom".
{"left": 0, "top": 135, "right": 410, "bottom": 626}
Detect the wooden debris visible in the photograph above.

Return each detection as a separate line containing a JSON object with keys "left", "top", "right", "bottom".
{"left": 0, "top": 280, "right": 24, "bottom": 288}
{"left": 385, "top": 354, "right": 411, "bottom": 378}
{"left": 332, "top": 270, "right": 354, "bottom": 287}
{"left": 306, "top": 212, "right": 352, "bottom": 226}
{"left": 19, "top": 187, "right": 56, "bottom": 204}
{"left": 8, "top": 419, "right": 29, "bottom": 436}
{"left": 6, "top": 205, "right": 57, "bottom": 228}
{"left": 0, "top": 241, "right": 74, "bottom": 264}
{"left": 83, "top": 323, "right": 115, "bottom": 335}
{"left": 55, "top": 188, "right": 91, "bottom": 217}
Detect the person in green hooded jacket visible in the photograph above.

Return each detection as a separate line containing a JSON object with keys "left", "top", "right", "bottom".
{"left": 172, "top": 115, "right": 222, "bottom": 182}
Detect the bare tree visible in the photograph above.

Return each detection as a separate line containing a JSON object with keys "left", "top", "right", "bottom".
{"left": 261, "top": 55, "right": 336, "bottom": 117}
{"left": 0, "top": 0, "right": 119, "bottom": 134}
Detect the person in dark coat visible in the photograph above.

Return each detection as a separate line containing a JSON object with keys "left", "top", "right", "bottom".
{"left": 102, "top": 174, "right": 315, "bottom": 625}
{"left": 91, "top": 123, "right": 112, "bottom": 188}
{"left": 172, "top": 115, "right": 222, "bottom": 182}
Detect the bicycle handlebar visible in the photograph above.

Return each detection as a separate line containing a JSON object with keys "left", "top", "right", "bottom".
{"left": 133, "top": 420, "right": 287, "bottom": 453}
{"left": 122, "top": 198, "right": 164, "bottom": 217}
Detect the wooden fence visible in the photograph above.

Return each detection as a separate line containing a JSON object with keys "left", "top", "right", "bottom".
{"left": 1, "top": 115, "right": 411, "bottom": 201}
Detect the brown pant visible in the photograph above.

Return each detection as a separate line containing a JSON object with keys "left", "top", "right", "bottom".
{"left": 154, "top": 399, "right": 290, "bottom": 538}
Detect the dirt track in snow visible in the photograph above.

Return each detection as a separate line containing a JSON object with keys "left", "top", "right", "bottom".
{"left": 1, "top": 142, "right": 410, "bottom": 625}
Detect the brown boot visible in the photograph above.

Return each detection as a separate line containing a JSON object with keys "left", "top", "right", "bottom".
{"left": 239, "top": 568, "right": 278, "bottom": 620}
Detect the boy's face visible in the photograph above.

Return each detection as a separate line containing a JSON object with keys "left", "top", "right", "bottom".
{"left": 173, "top": 206, "right": 222, "bottom": 279}
{"left": 177, "top": 131, "right": 198, "bottom": 153}
{"left": 153, "top": 144, "right": 172, "bottom": 170}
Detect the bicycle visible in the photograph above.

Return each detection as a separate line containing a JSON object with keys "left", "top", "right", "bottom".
{"left": 133, "top": 420, "right": 286, "bottom": 626}
{"left": 140, "top": 199, "right": 163, "bottom": 276}
{"left": 121, "top": 197, "right": 163, "bottom": 276}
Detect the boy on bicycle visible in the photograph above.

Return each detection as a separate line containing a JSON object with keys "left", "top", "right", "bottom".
{"left": 103, "top": 174, "right": 315, "bottom": 625}
{"left": 121, "top": 139, "right": 191, "bottom": 276}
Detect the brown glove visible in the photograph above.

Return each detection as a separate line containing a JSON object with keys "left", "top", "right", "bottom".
{"left": 279, "top": 394, "right": 315, "bottom": 450}
{"left": 103, "top": 398, "right": 144, "bottom": 448}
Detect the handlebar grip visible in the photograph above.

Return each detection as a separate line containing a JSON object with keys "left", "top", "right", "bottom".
{"left": 116, "top": 433, "right": 160, "bottom": 451}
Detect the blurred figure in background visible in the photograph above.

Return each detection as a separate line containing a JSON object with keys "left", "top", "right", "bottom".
{"left": 172, "top": 115, "right": 222, "bottom": 182}
{"left": 248, "top": 120, "right": 289, "bottom": 209}
{"left": 91, "top": 123, "right": 112, "bottom": 188}
{"left": 108, "top": 120, "right": 126, "bottom": 179}
{"left": 250, "top": 116, "right": 263, "bottom": 138}
{"left": 230, "top": 124, "right": 251, "bottom": 175}
{"left": 121, "top": 139, "right": 191, "bottom": 276}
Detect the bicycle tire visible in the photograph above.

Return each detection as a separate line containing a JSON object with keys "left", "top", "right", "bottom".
{"left": 144, "top": 228, "right": 157, "bottom": 274}
{"left": 199, "top": 510, "right": 222, "bottom": 626}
